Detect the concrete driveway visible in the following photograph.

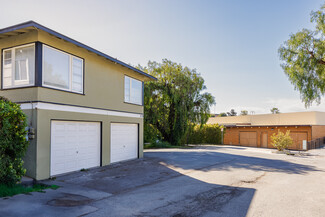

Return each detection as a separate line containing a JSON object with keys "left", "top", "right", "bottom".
{"left": 1, "top": 145, "right": 324, "bottom": 217}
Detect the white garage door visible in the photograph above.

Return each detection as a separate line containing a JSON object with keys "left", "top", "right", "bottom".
{"left": 51, "top": 121, "right": 100, "bottom": 176}
{"left": 111, "top": 123, "right": 138, "bottom": 163}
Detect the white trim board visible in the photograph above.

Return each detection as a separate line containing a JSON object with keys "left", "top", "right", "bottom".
{"left": 19, "top": 102, "right": 143, "bottom": 118}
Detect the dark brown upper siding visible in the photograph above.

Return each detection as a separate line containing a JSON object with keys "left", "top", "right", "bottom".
{"left": 224, "top": 126, "right": 312, "bottom": 150}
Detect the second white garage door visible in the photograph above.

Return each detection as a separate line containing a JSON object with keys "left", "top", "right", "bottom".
{"left": 111, "top": 123, "right": 138, "bottom": 163}
{"left": 51, "top": 121, "right": 101, "bottom": 176}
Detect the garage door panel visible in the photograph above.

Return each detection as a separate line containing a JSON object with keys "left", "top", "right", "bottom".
{"left": 240, "top": 132, "right": 257, "bottom": 147}
{"left": 289, "top": 132, "right": 307, "bottom": 150}
{"left": 52, "top": 135, "right": 65, "bottom": 144}
{"left": 51, "top": 121, "right": 101, "bottom": 176}
{"left": 79, "top": 158, "right": 97, "bottom": 169}
{"left": 53, "top": 122, "right": 65, "bottom": 130}
{"left": 111, "top": 123, "right": 138, "bottom": 163}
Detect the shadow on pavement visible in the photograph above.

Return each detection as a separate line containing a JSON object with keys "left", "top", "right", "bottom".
{"left": 88, "top": 167, "right": 256, "bottom": 217}
{"left": 76, "top": 158, "right": 256, "bottom": 217}
{"left": 145, "top": 149, "right": 321, "bottom": 174}
{"left": 0, "top": 156, "right": 256, "bottom": 217}
{"left": 6, "top": 148, "right": 315, "bottom": 217}
{"left": 193, "top": 145, "right": 247, "bottom": 150}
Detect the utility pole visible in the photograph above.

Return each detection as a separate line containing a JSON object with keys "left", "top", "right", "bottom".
{"left": 221, "top": 127, "right": 224, "bottom": 145}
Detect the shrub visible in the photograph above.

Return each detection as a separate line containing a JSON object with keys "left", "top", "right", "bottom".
{"left": 271, "top": 130, "right": 293, "bottom": 151}
{"left": 187, "top": 124, "right": 224, "bottom": 144}
{"left": 144, "top": 140, "right": 174, "bottom": 149}
{"left": 144, "top": 123, "right": 161, "bottom": 144}
{"left": 0, "top": 96, "right": 29, "bottom": 186}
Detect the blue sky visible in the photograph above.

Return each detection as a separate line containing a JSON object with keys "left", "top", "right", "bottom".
{"left": 1, "top": 0, "right": 324, "bottom": 114}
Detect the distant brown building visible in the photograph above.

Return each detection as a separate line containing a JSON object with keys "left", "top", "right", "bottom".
{"left": 207, "top": 112, "right": 325, "bottom": 150}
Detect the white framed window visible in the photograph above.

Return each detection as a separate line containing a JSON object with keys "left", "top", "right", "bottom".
{"left": 42, "top": 45, "right": 83, "bottom": 93}
{"left": 124, "top": 76, "right": 143, "bottom": 105}
{"left": 2, "top": 44, "right": 35, "bottom": 88}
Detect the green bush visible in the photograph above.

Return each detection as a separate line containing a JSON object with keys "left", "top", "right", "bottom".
{"left": 144, "top": 140, "right": 173, "bottom": 149}
{"left": 187, "top": 124, "right": 224, "bottom": 144}
{"left": 144, "top": 123, "right": 162, "bottom": 144}
{"left": 271, "top": 130, "right": 293, "bottom": 151}
{"left": 0, "top": 96, "right": 29, "bottom": 186}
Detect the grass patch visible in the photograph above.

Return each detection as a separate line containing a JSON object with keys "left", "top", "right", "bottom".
{"left": 0, "top": 184, "right": 59, "bottom": 197}
{"left": 144, "top": 141, "right": 193, "bottom": 149}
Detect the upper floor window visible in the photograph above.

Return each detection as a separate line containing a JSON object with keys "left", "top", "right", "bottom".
{"left": 2, "top": 44, "right": 35, "bottom": 88}
{"left": 124, "top": 76, "right": 143, "bottom": 105}
{"left": 43, "top": 45, "right": 83, "bottom": 93}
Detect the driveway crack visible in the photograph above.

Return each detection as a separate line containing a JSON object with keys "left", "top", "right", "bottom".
{"left": 233, "top": 172, "right": 267, "bottom": 186}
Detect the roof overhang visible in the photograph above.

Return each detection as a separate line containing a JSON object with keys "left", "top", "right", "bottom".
{"left": 224, "top": 124, "right": 312, "bottom": 127}
{"left": 0, "top": 21, "right": 157, "bottom": 81}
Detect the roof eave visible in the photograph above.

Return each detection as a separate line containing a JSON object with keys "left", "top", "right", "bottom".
{"left": 0, "top": 21, "right": 157, "bottom": 81}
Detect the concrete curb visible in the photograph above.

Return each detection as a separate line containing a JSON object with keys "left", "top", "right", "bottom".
{"left": 20, "top": 176, "right": 36, "bottom": 186}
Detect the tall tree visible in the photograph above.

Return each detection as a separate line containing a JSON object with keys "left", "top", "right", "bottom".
{"left": 240, "top": 110, "right": 248, "bottom": 116}
{"left": 227, "top": 109, "right": 237, "bottom": 116}
{"left": 279, "top": 3, "right": 325, "bottom": 106}
{"left": 218, "top": 112, "right": 227, "bottom": 117}
{"left": 140, "top": 59, "right": 215, "bottom": 146}
{"left": 270, "top": 107, "right": 280, "bottom": 114}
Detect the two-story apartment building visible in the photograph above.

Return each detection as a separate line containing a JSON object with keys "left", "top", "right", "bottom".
{"left": 0, "top": 21, "right": 156, "bottom": 180}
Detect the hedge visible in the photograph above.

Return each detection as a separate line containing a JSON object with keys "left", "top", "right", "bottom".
{"left": 0, "top": 96, "right": 29, "bottom": 186}
{"left": 187, "top": 124, "right": 224, "bottom": 145}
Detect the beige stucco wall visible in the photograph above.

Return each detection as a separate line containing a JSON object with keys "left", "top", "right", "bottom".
{"left": 0, "top": 29, "right": 147, "bottom": 114}
{"left": 37, "top": 30, "right": 145, "bottom": 114}
{"left": 0, "top": 29, "right": 39, "bottom": 177}
{"left": 0, "top": 30, "right": 39, "bottom": 102}
{"left": 22, "top": 108, "right": 38, "bottom": 178}
{"left": 208, "top": 112, "right": 325, "bottom": 126}
{"left": 36, "top": 109, "right": 143, "bottom": 180}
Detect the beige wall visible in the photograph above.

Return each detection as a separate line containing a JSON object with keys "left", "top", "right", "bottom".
{"left": 0, "top": 29, "right": 39, "bottom": 176}
{"left": 37, "top": 30, "right": 146, "bottom": 114}
{"left": 0, "top": 30, "right": 39, "bottom": 102}
{"left": 208, "top": 112, "right": 325, "bottom": 126}
{"left": 22, "top": 109, "right": 38, "bottom": 178}
{"left": 36, "top": 109, "right": 143, "bottom": 180}
{"left": 0, "top": 88, "right": 38, "bottom": 102}
{"left": 0, "top": 29, "right": 147, "bottom": 114}
{"left": 0, "top": 29, "right": 38, "bottom": 52}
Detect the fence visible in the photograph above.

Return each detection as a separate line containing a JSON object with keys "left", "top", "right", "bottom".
{"left": 307, "top": 137, "right": 325, "bottom": 150}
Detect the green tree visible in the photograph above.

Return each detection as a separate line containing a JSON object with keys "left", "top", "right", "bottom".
{"left": 140, "top": 59, "right": 215, "bottom": 146}
{"left": 240, "top": 110, "right": 248, "bottom": 116}
{"left": 279, "top": 3, "right": 325, "bottom": 106}
{"left": 270, "top": 107, "right": 280, "bottom": 114}
{"left": 227, "top": 109, "right": 237, "bottom": 116}
{"left": 0, "top": 97, "right": 29, "bottom": 186}
{"left": 218, "top": 112, "right": 227, "bottom": 117}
